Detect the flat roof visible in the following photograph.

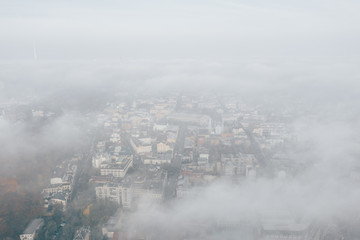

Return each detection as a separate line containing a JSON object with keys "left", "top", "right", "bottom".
{"left": 23, "top": 218, "right": 43, "bottom": 234}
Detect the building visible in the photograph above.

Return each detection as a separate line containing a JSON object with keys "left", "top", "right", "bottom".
{"left": 19, "top": 218, "right": 44, "bottom": 240}
{"left": 197, "top": 148, "right": 209, "bottom": 165}
{"left": 50, "top": 192, "right": 69, "bottom": 210}
{"left": 132, "top": 170, "right": 166, "bottom": 202}
{"left": 42, "top": 183, "right": 71, "bottom": 194}
{"left": 143, "top": 152, "right": 173, "bottom": 165}
{"left": 100, "top": 155, "right": 133, "bottom": 178}
{"left": 73, "top": 226, "right": 91, "bottom": 240}
{"left": 130, "top": 138, "right": 152, "bottom": 155}
{"left": 221, "top": 154, "right": 257, "bottom": 177}
{"left": 92, "top": 154, "right": 110, "bottom": 168}
{"left": 167, "top": 113, "right": 212, "bottom": 131}
{"left": 156, "top": 142, "right": 173, "bottom": 153}
{"left": 109, "top": 133, "right": 121, "bottom": 143}
{"left": 42, "top": 162, "right": 77, "bottom": 211}
{"left": 214, "top": 122, "right": 224, "bottom": 135}
{"left": 95, "top": 182, "right": 132, "bottom": 209}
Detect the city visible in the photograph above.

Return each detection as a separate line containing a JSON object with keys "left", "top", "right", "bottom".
{"left": 1, "top": 1, "right": 360, "bottom": 239}
{"left": 1, "top": 89, "right": 359, "bottom": 239}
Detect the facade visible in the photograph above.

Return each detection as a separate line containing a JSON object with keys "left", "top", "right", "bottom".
{"left": 50, "top": 192, "right": 68, "bottom": 210}
{"left": 92, "top": 154, "right": 110, "bottom": 168}
{"left": 197, "top": 148, "right": 209, "bottom": 165}
{"left": 143, "top": 152, "right": 172, "bottom": 165}
{"left": 42, "top": 183, "right": 71, "bottom": 194}
{"left": 130, "top": 138, "right": 152, "bottom": 154}
{"left": 95, "top": 183, "right": 132, "bottom": 209}
{"left": 156, "top": 142, "right": 173, "bottom": 153}
{"left": 222, "top": 154, "right": 257, "bottom": 177}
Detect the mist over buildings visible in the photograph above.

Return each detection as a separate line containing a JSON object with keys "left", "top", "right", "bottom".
{"left": 1, "top": 1, "right": 360, "bottom": 240}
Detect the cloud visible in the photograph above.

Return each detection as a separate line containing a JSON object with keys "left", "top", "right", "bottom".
{"left": 0, "top": 112, "right": 91, "bottom": 178}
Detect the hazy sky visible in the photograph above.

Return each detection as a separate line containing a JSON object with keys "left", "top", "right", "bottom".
{"left": 1, "top": 0, "right": 360, "bottom": 60}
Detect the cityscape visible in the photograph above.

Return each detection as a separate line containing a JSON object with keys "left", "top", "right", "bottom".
{"left": 1, "top": 86, "right": 360, "bottom": 239}
{"left": 1, "top": 1, "right": 360, "bottom": 240}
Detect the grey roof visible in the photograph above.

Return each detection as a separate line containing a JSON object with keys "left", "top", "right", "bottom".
{"left": 23, "top": 218, "right": 44, "bottom": 234}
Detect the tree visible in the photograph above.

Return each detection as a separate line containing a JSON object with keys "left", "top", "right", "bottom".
{"left": 62, "top": 224, "right": 75, "bottom": 240}
{"left": 44, "top": 220, "right": 57, "bottom": 239}
{"left": 52, "top": 205, "right": 63, "bottom": 225}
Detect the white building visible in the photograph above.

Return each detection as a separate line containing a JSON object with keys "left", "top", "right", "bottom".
{"left": 95, "top": 183, "right": 132, "bottom": 209}
{"left": 214, "top": 123, "right": 223, "bottom": 135}
{"left": 109, "top": 133, "right": 121, "bottom": 143}
{"left": 156, "top": 142, "right": 173, "bottom": 153}
{"left": 153, "top": 123, "right": 167, "bottom": 132}
{"left": 100, "top": 155, "right": 133, "bottom": 178}
{"left": 198, "top": 148, "right": 209, "bottom": 165}
{"left": 130, "top": 138, "right": 152, "bottom": 155}
{"left": 92, "top": 154, "right": 110, "bottom": 168}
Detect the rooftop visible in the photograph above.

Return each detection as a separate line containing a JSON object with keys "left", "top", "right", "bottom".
{"left": 23, "top": 218, "right": 44, "bottom": 234}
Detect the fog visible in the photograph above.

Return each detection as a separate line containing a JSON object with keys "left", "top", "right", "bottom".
{"left": 1, "top": 59, "right": 360, "bottom": 238}
{"left": 1, "top": 0, "right": 360, "bottom": 239}
{"left": 1, "top": 0, "right": 360, "bottom": 59}
{"left": 0, "top": 112, "right": 91, "bottom": 178}
{"left": 128, "top": 118, "right": 360, "bottom": 238}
